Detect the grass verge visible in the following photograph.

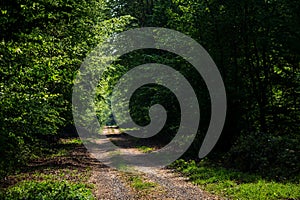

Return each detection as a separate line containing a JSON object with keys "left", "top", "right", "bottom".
{"left": 136, "top": 146, "right": 154, "bottom": 153}
{"left": 0, "top": 138, "right": 95, "bottom": 200}
{"left": 172, "top": 159, "right": 300, "bottom": 200}
{"left": 0, "top": 180, "right": 94, "bottom": 200}
{"left": 128, "top": 175, "right": 157, "bottom": 191}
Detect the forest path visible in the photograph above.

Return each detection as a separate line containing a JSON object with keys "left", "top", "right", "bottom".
{"left": 88, "top": 126, "right": 223, "bottom": 199}
{"left": 0, "top": 127, "right": 223, "bottom": 200}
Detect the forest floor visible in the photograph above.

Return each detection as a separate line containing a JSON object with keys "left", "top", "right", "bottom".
{"left": 89, "top": 127, "right": 222, "bottom": 200}
{"left": 1, "top": 127, "right": 223, "bottom": 200}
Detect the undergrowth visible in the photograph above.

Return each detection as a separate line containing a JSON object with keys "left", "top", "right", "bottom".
{"left": 172, "top": 159, "right": 300, "bottom": 200}
{"left": 0, "top": 180, "right": 94, "bottom": 200}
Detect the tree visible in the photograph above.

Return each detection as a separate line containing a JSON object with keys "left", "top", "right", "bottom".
{"left": 0, "top": 0, "right": 133, "bottom": 177}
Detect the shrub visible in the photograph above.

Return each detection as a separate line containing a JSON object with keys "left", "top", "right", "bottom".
{"left": 1, "top": 180, "right": 94, "bottom": 200}
{"left": 226, "top": 132, "right": 300, "bottom": 181}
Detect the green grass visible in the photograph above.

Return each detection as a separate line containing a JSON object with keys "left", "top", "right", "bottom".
{"left": 60, "top": 138, "right": 83, "bottom": 145}
{"left": 29, "top": 138, "right": 83, "bottom": 160}
{"left": 0, "top": 138, "right": 95, "bottom": 200}
{"left": 136, "top": 146, "right": 154, "bottom": 153}
{"left": 0, "top": 180, "right": 94, "bottom": 200}
{"left": 172, "top": 159, "right": 300, "bottom": 200}
{"left": 10, "top": 167, "right": 92, "bottom": 184}
{"left": 128, "top": 175, "right": 157, "bottom": 190}
{"left": 48, "top": 148, "right": 69, "bottom": 158}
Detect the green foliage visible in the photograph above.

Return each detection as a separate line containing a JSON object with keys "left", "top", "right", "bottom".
{"left": 105, "top": 0, "right": 300, "bottom": 179}
{"left": 128, "top": 175, "right": 157, "bottom": 191}
{"left": 226, "top": 132, "right": 300, "bottom": 181}
{"left": 95, "top": 50, "right": 192, "bottom": 144}
{"left": 0, "top": 181, "right": 94, "bottom": 200}
{"left": 173, "top": 159, "right": 300, "bottom": 200}
{"left": 60, "top": 138, "right": 83, "bottom": 145}
{"left": 1, "top": 1, "right": 299, "bottom": 197}
{"left": 136, "top": 146, "right": 154, "bottom": 153}
{"left": 0, "top": 0, "right": 134, "bottom": 178}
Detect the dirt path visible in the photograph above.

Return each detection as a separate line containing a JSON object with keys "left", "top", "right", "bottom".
{"left": 90, "top": 164, "right": 222, "bottom": 200}
{"left": 1, "top": 127, "right": 223, "bottom": 199}
{"left": 89, "top": 166, "right": 136, "bottom": 199}
{"left": 87, "top": 127, "right": 223, "bottom": 199}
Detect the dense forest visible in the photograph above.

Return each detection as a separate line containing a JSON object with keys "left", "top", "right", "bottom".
{"left": 0, "top": 0, "right": 299, "bottom": 199}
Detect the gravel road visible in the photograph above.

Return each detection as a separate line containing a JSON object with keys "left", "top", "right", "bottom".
{"left": 88, "top": 127, "right": 223, "bottom": 200}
